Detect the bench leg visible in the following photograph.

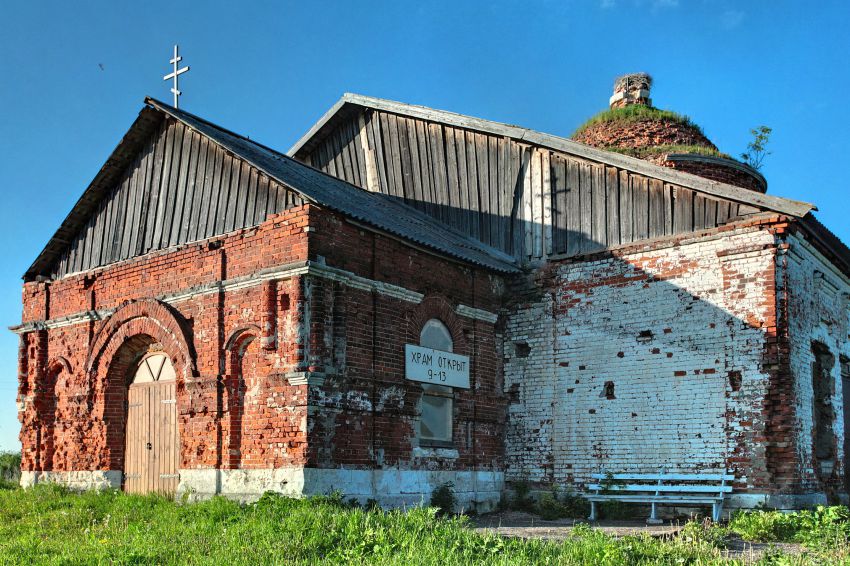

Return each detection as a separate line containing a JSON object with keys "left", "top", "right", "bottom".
{"left": 712, "top": 502, "right": 722, "bottom": 523}
{"left": 651, "top": 502, "right": 657, "bottom": 522}
{"left": 646, "top": 501, "right": 663, "bottom": 525}
{"left": 589, "top": 501, "right": 597, "bottom": 521}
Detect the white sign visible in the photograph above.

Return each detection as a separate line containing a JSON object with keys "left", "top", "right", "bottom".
{"left": 405, "top": 344, "right": 470, "bottom": 389}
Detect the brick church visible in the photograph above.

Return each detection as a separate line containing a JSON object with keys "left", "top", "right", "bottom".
{"left": 14, "top": 76, "right": 850, "bottom": 511}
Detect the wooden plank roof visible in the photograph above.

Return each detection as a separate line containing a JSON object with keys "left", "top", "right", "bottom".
{"left": 25, "top": 99, "right": 520, "bottom": 280}
{"left": 288, "top": 93, "right": 815, "bottom": 219}
{"left": 24, "top": 107, "right": 165, "bottom": 280}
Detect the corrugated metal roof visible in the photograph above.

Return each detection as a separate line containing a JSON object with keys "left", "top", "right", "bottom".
{"left": 147, "top": 99, "right": 520, "bottom": 273}
{"left": 799, "top": 214, "right": 850, "bottom": 277}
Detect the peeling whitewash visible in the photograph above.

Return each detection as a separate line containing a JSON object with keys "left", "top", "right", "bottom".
{"left": 783, "top": 232, "right": 850, "bottom": 491}
{"left": 504, "top": 227, "right": 779, "bottom": 490}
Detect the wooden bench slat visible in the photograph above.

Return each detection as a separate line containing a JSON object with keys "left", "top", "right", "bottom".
{"left": 587, "top": 484, "right": 733, "bottom": 494}
{"left": 590, "top": 473, "right": 734, "bottom": 481}
{"left": 587, "top": 495, "right": 720, "bottom": 504}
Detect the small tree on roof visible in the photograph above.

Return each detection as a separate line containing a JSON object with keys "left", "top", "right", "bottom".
{"left": 741, "top": 125, "right": 772, "bottom": 170}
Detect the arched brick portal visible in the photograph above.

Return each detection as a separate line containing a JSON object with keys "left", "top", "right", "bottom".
{"left": 85, "top": 299, "right": 196, "bottom": 475}
{"left": 86, "top": 299, "right": 196, "bottom": 380}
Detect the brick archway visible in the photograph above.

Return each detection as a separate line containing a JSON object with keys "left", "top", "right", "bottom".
{"left": 47, "top": 356, "right": 72, "bottom": 378}
{"left": 84, "top": 299, "right": 195, "bottom": 474}
{"left": 223, "top": 325, "right": 261, "bottom": 375}
{"left": 408, "top": 295, "right": 469, "bottom": 356}
{"left": 86, "top": 298, "right": 197, "bottom": 380}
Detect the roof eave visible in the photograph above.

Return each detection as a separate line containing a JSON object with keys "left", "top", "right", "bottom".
{"left": 798, "top": 214, "right": 850, "bottom": 279}
{"left": 23, "top": 106, "right": 165, "bottom": 281}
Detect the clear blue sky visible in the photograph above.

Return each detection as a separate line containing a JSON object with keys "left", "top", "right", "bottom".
{"left": 0, "top": 0, "right": 848, "bottom": 451}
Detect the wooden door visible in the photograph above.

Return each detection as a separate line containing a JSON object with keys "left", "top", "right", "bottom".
{"left": 124, "top": 352, "right": 179, "bottom": 495}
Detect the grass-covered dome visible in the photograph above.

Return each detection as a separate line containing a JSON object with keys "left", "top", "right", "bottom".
{"left": 571, "top": 105, "right": 717, "bottom": 156}
{"left": 571, "top": 74, "right": 767, "bottom": 193}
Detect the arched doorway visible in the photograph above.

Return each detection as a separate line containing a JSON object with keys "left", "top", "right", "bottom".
{"left": 124, "top": 350, "right": 179, "bottom": 494}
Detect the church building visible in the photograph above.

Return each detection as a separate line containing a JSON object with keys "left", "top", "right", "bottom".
{"left": 14, "top": 76, "right": 850, "bottom": 511}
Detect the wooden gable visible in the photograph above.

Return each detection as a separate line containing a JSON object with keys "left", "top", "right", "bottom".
{"left": 47, "top": 117, "right": 304, "bottom": 279}
{"left": 293, "top": 106, "right": 779, "bottom": 262}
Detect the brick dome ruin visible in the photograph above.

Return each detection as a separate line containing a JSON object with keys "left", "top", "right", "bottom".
{"left": 573, "top": 73, "right": 767, "bottom": 193}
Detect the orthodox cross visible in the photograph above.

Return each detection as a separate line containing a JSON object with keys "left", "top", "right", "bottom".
{"left": 163, "top": 45, "right": 189, "bottom": 108}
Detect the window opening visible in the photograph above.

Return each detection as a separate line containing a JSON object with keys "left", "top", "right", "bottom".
{"left": 841, "top": 355, "right": 850, "bottom": 491}
{"left": 419, "top": 319, "right": 453, "bottom": 445}
{"left": 812, "top": 342, "right": 836, "bottom": 467}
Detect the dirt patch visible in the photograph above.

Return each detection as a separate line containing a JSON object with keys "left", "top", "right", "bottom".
{"left": 473, "top": 511, "right": 807, "bottom": 562}
{"left": 473, "top": 511, "right": 680, "bottom": 540}
{"left": 720, "top": 538, "right": 805, "bottom": 563}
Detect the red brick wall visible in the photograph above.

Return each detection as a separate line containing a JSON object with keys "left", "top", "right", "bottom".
{"left": 573, "top": 119, "right": 716, "bottom": 152}
{"left": 17, "top": 203, "right": 506, "bottom": 480}
{"left": 572, "top": 119, "right": 765, "bottom": 193}
{"left": 304, "top": 209, "right": 506, "bottom": 472}
{"left": 659, "top": 158, "right": 766, "bottom": 193}
{"left": 18, "top": 207, "right": 312, "bottom": 474}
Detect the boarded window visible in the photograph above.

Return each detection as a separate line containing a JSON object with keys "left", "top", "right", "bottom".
{"left": 842, "top": 355, "right": 850, "bottom": 492}
{"left": 811, "top": 342, "right": 836, "bottom": 462}
{"left": 419, "top": 319, "right": 453, "bottom": 444}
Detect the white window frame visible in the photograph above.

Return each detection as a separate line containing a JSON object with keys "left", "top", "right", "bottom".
{"left": 418, "top": 319, "right": 454, "bottom": 446}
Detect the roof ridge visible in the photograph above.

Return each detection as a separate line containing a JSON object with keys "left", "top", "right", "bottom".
{"left": 144, "top": 97, "right": 285, "bottom": 158}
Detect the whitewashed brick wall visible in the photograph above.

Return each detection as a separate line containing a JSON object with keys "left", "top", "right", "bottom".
{"left": 504, "top": 227, "right": 778, "bottom": 489}
{"left": 783, "top": 232, "right": 850, "bottom": 491}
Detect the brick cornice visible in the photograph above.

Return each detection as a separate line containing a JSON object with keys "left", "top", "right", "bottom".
{"left": 11, "top": 261, "right": 499, "bottom": 335}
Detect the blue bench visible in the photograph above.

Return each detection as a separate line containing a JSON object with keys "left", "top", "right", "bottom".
{"left": 586, "top": 472, "right": 734, "bottom": 523}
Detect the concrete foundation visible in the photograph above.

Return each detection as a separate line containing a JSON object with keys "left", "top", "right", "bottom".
{"left": 20, "top": 470, "right": 123, "bottom": 491}
{"left": 178, "top": 468, "right": 504, "bottom": 512}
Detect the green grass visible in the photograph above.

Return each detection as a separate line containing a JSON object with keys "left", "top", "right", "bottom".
{"left": 0, "top": 485, "right": 846, "bottom": 565}
{"left": 572, "top": 105, "right": 703, "bottom": 139}
{"left": 601, "top": 144, "right": 733, "bottom": 161}
{"left": 728, "top": 506, "right": 850, "bottom": 550}
{"left": 0, "top": 451, "right": 21, "bottom": 482}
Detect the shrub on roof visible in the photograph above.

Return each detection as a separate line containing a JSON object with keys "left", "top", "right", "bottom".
{"left": 572, "top": 105, "right": 703, "bottom": 139}
{"left": 602, "top": 144, "right": 733, "bottom": 161}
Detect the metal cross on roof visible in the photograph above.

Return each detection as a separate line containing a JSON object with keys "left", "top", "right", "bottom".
{"left": 163, "top": 45, "right": 189, "bottom": 108}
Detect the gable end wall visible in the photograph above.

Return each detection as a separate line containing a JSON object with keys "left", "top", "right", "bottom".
{"left": 17, "top": 204, "right": 508, "bottom": 510}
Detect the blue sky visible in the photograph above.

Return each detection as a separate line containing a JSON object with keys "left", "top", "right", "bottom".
{"left": 0, "top": 0, "right": 848, "bottom": 451}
